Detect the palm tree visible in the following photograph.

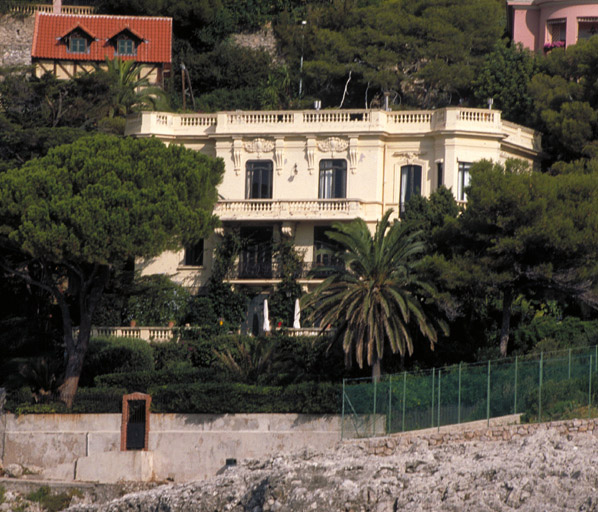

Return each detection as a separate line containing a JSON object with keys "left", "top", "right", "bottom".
{"left": 101, "top": 58, "right": 168, "bottom": 118}
{"left": 303, "top": 209, "right": 447, "bottom": 379}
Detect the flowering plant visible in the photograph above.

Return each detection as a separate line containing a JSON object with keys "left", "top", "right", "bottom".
{"left": 544, "top": 40, "right": 565, "bottom": 51}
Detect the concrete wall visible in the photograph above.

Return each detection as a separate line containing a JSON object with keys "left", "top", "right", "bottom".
{"left": 0, "top": 13, "right": 34, "bottom": 66}
{"left": 0, "top": 413, "right": 343, "bottom": 483}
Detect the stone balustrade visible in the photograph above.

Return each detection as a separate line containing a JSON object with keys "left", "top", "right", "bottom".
{"left": 214, "top": 198, "right": 363, "bottom": 221}
{"left": 126, "top": 107, "right": 536, "bottom": 144}
{"left": 9, "top": 4, "right": 96, "bottom": 15}
{"left": 90, "top": 326, "right": 174, "bottom": 342}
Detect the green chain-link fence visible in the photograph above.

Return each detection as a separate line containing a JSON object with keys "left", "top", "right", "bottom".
{"left": 341, "top": 345, "right": 598, "bottom": 439}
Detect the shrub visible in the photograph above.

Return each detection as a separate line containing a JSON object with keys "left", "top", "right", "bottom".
{"left": 125, "top": 275, "right": 190, "bottom": 326}
{"left": 80, "top": 337, "right": 154, "bottom": 386}
{"left": 26, "top": 486, "right": 82, "bottom": 512}
{"left": 149, "top": 381, "right": 341, "bottom": 414}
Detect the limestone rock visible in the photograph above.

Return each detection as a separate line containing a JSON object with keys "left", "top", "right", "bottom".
{"left": 66, "top": 429, "right": 598, "bottom": 512}
{"left": 5, "top": 463, "right": 23, "bottom": 478}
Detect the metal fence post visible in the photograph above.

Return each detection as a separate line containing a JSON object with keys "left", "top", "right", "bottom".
{"left": 387, "top": 375, "right": 392, "bottom": 434}
{"left": 538, "top": 352, "right": 543, "bottom": 423}
{"left": 373, "top": 377, "right": 377, "bottom": 437}
{"left": 341, "top": 378, "right": 345, "bottom": 441}
{"left": 431, "top": 368, "right": 435, "bottom": 428}
{"left": 589, "top": 355, "right": 593, "bottom": 419}
{"left": 437, "top": 369, "right": 442, "bottom": 431}
{"left": 458, "top": 362, "right": 462, "bottom": 424}
{"left": 568, "top": 348, "right": 572, "bottom": 379}
{"left": 402, "top": 371, "right": 406, "bottom": 433}
{"left": 486, "top": 360, "right": 491, "bottom": 426}
{"left": 514, "top": 356, "right": 518, "bottom": 415}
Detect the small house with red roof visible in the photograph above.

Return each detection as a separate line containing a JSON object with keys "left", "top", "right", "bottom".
{"left": 31, "top": 8, "right": 172, "bottom": 86}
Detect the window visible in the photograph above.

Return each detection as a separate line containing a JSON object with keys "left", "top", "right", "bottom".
{"left": 239, "top": 226, "right": 273, "bottom": 278}
{"left": 457, "top": 162, "right": 471, "bottom": 202}
{"left": 69, "top": 36, "right": 87, "bottom": 53}
{"left": 313, "top": 226, "right": 343, "bottom": 276}
{"left": 400, "top": 165, "right": 422, "bottom": 214}
{"left": 437, "top": 162, "right": 444, "bottom": 189}
{"left": 117, "top": 38, "right": 136, "bottom": 55}
{"left": 246, "top": 161, "right": 273, "bottom": 199}
{"left": 547, "top": 19, "right": 566, "bottom": 43}
{"left": 578, "top": 18, "right": 598, "bottom": 40}
{"left": 184, "top": 239, "right": 204, "bottom": 266}
{"left": 319, "top": 159, "right": 347, "bottom": 199}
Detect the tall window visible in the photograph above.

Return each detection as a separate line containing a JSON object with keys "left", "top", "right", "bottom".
{"left": 458, "top": 162, "right": 471, "bottom": 202}
{"left": 239, "top": 226, "right": 273, "bottom": 279}
{"left": 117, "top": 38, "right": 136, "bottom": 56}
{"left": 313, "top": 226, "right": 343, "bottom": 276}
{"left": 437, "top": 162, "right": 444, "bottom": 189}
{"left": 69, "top": 36, "right": 87, "bottom": 53}
{"left": 400, "top": 165, "right": 422, "bottom": 214}
{"left": 319, "top": 159, "right": 347, "bottom": 199}
{"left": 184, "top": 239, "right": 204, "bottom": 266}
{"left": 246, "top": 161, "right": 273, "bottom": 199}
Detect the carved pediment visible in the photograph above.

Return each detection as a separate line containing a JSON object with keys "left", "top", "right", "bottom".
{"left": 317, "top": 137, "right": 349, "bottom": 155}
{"left": 393, "top": 151, "right": 425, "bottom": 163}
{"left": 244, "top": 138, "right": 275, "bottom": 157}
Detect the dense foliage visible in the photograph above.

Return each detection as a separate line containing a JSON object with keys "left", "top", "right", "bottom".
{"left": 0, "top": 135, "right": 223, "bottom": 405}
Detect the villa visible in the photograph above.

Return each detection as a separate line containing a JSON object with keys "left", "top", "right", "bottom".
{"left": 125, "top": 107, "right": 541, "bottom": 327}
{"left": 508, "top": 0, "right": 598, "bottom": 51}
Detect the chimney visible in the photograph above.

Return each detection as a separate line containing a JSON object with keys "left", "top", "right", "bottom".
{"left": 53, "top": 0, "right": 62, "bottom": 14}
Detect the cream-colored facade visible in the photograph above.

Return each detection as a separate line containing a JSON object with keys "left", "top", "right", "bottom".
{"left": 125, "top": 107, "right": 541, "bottom": 294}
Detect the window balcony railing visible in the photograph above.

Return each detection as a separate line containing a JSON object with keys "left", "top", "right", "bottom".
{"left": 214, "top": 199, "right": 363, "bottom": 221}
{"left": 225, "top": 260, "right": 345, "bottom": 281}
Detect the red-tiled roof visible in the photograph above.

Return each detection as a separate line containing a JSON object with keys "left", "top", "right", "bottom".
{"left": 32, "top": 12, "right": 172, "bottom": 64}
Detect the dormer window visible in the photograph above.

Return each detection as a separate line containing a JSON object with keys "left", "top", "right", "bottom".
{"left": 109, "top": 27, "right": 143, "bottom": 57}
{"left": 60, "top": 25, "right": 95, "bottom": 54}
{"left": 117, "top": 38, "right": 135, "bottom": 56}
{"left": 69, "top": 36, "right": 87, "bottom": 53}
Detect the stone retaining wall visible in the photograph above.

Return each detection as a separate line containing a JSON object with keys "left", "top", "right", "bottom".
{"left": 356, "top": 417, "right": 598, "bottom": 456}
{"left": 0, "top": 13, "right": 34, "bottom": 66}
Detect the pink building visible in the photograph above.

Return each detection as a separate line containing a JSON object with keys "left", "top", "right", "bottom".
{"left": 508, "top": 0, "right": 598, "bottom": 51}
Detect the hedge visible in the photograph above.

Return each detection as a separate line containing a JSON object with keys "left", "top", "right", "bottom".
{"left": 7, "top": 387, "right": 126, "bottom": 414}
{"left": 149, "top": 382, "right": 341, "bottom": 414}
{"left": 80, "top": 336, "right": 154, "bottom": 386}
{"left": 94, "top": 366, "right": 222, "bottom": 392}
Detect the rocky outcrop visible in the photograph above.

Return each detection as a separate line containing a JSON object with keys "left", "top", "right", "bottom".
{"left": 68, "top": 427, "right": 598, "bottom": 511}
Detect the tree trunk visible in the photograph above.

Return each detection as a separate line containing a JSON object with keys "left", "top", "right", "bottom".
{"left": 499, "top": 288, "right": 513, "bottom": 357}
{"left": 58, "top": 265, "right": 109, "bottom": 408}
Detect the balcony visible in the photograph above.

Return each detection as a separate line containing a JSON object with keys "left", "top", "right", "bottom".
{"left": 225, "top": 261, "right": 345, "bottom": 282}
{"left": 214, "top": 199, "right": 364, "bottom": 222}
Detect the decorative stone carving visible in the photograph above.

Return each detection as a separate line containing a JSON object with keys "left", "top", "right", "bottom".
{"left": 393, "top": 151, "right": 425, "bottom": 163}
{"left": 281, "top": 222, "right": 296, "bottom": 238}
{"left": 232, "top": 139, "right": 243, "bottom": 175}
{"left": 349, "top": 137, "right": 358, "bottom": 174}
{"left": 244, "top": 138, "right": 275, "bottom": 157}
{"left": 306, "top": 138, "right": 316, "bottom": 174}
{"left": 274, "top": 138, "right": 284, "bottom": 175}
{"left": 316, "top": 137, "right": 349, "bottom": 156}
